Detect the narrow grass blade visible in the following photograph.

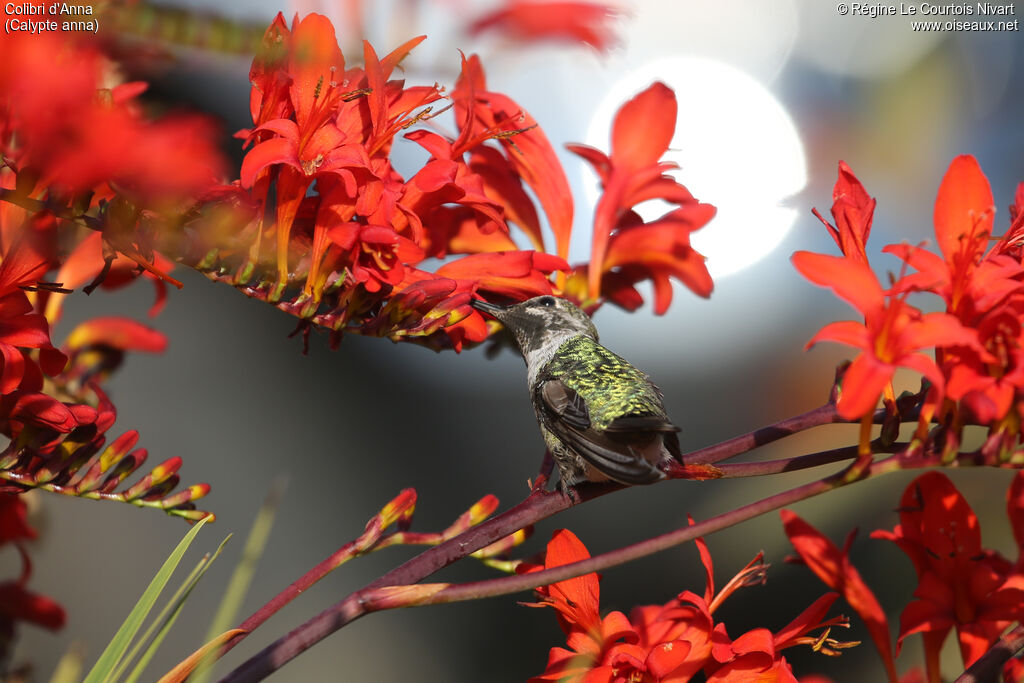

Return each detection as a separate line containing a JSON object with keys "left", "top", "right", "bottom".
{"left": 121, "top": 535, "right": 232, "bottom": 683}
{"left": 82, "top": 515, "right": 212, "bottom": 683}
{"left": 189, "top": 480, "right": 283, "bottom": 683}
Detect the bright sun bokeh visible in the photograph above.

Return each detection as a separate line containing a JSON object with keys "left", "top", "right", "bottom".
{"left": 585, "top": 56, "right": 807, "bottom": 278}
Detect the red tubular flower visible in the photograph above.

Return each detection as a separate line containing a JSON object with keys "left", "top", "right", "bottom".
{"left": 599, "top": 205, "right": 715, "bottom": 314}
{"left": 793, "top": 252, "right": 978, "bottom": 419}
{"left": 360, "top": 250, "right": 565, "bottom": 351}
{"left": 326, "top": 222, "right": 425, "bottom": 294}
{"left": 529, "top": 529, "right": 850, "bottom": 682}
{"left": 0, "top": 241, "right": 66, "bottom": 395}
{"left": 452, "top": 53, "right": 574, "bottom": 260}
{"left": 65, "top": 316, "right": 167, "bottom": 354}
{"left": 0, "top": 496, "right": 65, "bottom": 634}
{"left": 239, "top": 13, "right": 361, "bottom": 290}
{"left": 932, "top": 155, "right": 996, "bottom": 304}
{"left": 883, "top": 157, "right": 1024, "bottom": 424}
{"left": 0, "top": 33, "right": 224, "bottom": 202}
{"left": 435, "top": 251, "right": 568, "bottom": 301}
{"left": 0, "top": 579, "right": 66, "bottom": 631}
{"left": 781, "top": 509, "right": 898, "bottom": 682}
{"left": 399, "top": 136, "right": 508, "bottom": 256}
{"left": 871, "top": 472, "right": 1024, "bottom": 679}
{"left": 468, "top": 0, "right": 622, "bottom": 52}
{"left": 246, "top": 13, "right": 294, "bottom": 130}
{"left": 0, "top": 494, "right": 35, "bottom": 545}
{"left": 799, "top": 156, "right": 1024, "bottom": 428}
{"left": 706, "top": 595, "right": 842, "bottom": 682}
{"left": 567, "top": 82, "right": 714, "bottom": 308}
{"left": 362, "top": 278, "right": 477, "bottom": 349}
{"left": 344, "top": 37, "right": 437, "bottom": 158}
{"left": 942, "top": 299, "right": 1024, "bottom": 424}
{"left": 892, "top": 160, "right": 1024, "bottom": 428}
{"left": 884, "top": 156, "right": 1009, "bottom": 321}
{"left": 522, "top": 530, "right": 641, "bottom": 682}
{"left": 812, "top": 161, "right": 876, "bottom": 265}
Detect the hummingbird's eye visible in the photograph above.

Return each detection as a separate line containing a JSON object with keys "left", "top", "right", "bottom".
{"left": 538, "top": 296, "right": 556, "bottom": 307}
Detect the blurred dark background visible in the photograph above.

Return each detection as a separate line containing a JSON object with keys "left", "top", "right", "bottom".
{"left": 6, "top": 0, "right": 1024, "bottom": 680}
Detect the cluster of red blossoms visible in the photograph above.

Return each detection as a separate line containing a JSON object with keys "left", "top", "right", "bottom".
{"left": 0, "top": 29, "right": 222, "bottom": 652}
{"left": 794, "top": 156, "right": 1024, "bottom": 455}
{"left": 524, "top": 527, "right": 852, "bottom": 682}
{"left": 529, "top": 471, "right": 1024, "bottom": 682}
{"left": 197, "top": 12, "right": 713, "bottom": 350}
{"left": 0, "top": 235, "right": 208, "bottom": 657}
{"left": 0, "top": 7, "right": 713, "bottom": 657}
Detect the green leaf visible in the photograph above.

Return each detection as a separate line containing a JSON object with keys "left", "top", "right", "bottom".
{"left": 121, "top": 535, "right": 231, "bottom": 683}
{"left": 82, "top": 515, "right": 212, "bottom": 683}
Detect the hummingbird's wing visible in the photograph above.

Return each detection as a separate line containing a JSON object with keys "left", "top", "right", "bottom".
{"left": 537, "top": 379, "right": 667, "bottom": 485}
{"left": 607, "top": 415, "right": 685, "bottom": 463}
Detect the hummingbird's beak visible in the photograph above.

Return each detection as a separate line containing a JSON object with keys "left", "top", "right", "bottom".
{"left": 470, "top": 298, "right": 505, "bottom": 318}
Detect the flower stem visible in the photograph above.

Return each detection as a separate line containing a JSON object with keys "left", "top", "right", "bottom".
{"left": 714, "top": 444, "right": 865, "bottom": 477}
{"left": 954, "top": 624, "right": 1024, "bottom": 683}
{"left": 219, "top": 467, "right": 855, "bottom": 682}
{"left": 380, "top": 473, "right": 845, "bottom": 607}
{"left": 683, "top": 403, "right": 842, "bottom": 465}
{"left": 214, "top": 399, "right": 927, "bottom": 681}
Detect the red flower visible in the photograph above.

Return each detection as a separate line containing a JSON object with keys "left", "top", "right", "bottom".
{"left": 0, "top": 579, "right": 65, "bottom": 631}
{"left": 567, "top": 82, "right": 714, "bottom": 311}
{"left": 399, "top": 137, "right": 508, "bottom": 257}
{"left": 246, "top": 13, "right": 294, "bottom": 130}
{"left": 435, "top": 251, "right": 568, "bottom": 301}
{"left": 452, "top": 54, "right": 574, "bottom": 261}
{"left": 871, "top": 472, "right": 1024, "bottom": 678}
{"left": 884, "top": 157, "right": 1024, "bottom": 424}
{"left": 707, "top": 593, "right": 841, "bottom": 682}
{"left": 0, "top": 493, "right": 35, "bottom": 545}
{"left": 812, "top": 161, "right": 876, "bottom": 265}
{"left": 942, "top": 299, "right": 1024, "bottom": 423}
{"left": 528, "top": 529, "right": 850, "bottom": 682}
{"left": 798, "top": 156, "right": 1024, "bottom": 428}
{"left": 793, "top": 253, "right": 977, "bottom": 419}
{"left": 363, "top": 278, "right": 473, "bottom": 347}
{"left": 522, "top": 530, "right": 641, "bottom": 682}
{"left": 885, "top": 156, "right": 1010, "bottom": 321}
{"left": 596, "top": 205, "right": 715, "bottom": 314}
{"left": 327, "top": 222, "right": 425, "bottom": 293}
{"left": 781, "top": 510, "right": 898, "bottom": 682}
{"left": 0, "top": 240, "right": 66, "bottom": 395}
{"left": 0, "top": 496, "right": 64, "bottom": 633}
{"left": 239, "top": 13, "right": 365, "bottom": 290}
{"left": 468, "top": 1, "right": 622, "bottom": 52}
{"left": 0, "top": 33, "right": 224, "bottom": 201}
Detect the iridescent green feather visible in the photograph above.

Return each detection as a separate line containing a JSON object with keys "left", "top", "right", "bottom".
{"left": 543, "top": 336, "right": 666, "bottom": 430}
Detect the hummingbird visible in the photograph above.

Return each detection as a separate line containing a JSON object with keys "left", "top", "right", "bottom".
{"left": 471, "top": 295, "right": 682, "bottom": 490}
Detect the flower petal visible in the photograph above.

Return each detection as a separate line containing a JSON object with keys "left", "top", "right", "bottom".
{"left": 934, "top": 155, "right": 995, "bottom": 264}
{"left": 836, "top": 352, "right": 893, "bottom": 419}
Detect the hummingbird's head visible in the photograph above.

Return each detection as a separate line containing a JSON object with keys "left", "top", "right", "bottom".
{"left": 471, "top": 295, "right": 598, "bottom": 368}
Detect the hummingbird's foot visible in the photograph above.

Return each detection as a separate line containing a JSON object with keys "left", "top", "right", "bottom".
{"left": 564, "top": 486, "right": 581, "bottom": 504}
{"left": 558, "top": 479, "right": 582, "bottom": 504}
